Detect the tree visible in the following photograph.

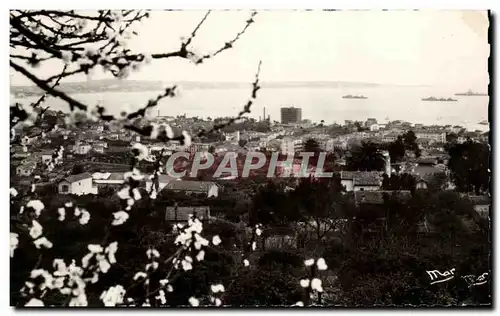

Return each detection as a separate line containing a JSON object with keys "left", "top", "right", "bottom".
{"left": 447, "top": 140, "right": 490, "bottom": 194}
{"left": 346, "top": 141, "right": 385, "bottom": 171}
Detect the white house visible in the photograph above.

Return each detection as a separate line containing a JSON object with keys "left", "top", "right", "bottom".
{"left": 58, "top": 173, "right": 98, "bottom": 195}
{"left": 340, "top": 171, "right": 382, "bottom": 192}
{"left": 92, "top": 172, "right": 126, "bottom": 188}
{"left": 280, "top": 137, "right": 303, "bottom": 155}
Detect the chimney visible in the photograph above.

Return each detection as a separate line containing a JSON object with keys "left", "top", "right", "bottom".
{"left": 263, "top": 107, "right": 266, "bottom": 122}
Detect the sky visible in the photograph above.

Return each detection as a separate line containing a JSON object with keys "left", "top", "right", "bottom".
{"left": 10, "top": 10, "right": 490, "bottom": 91}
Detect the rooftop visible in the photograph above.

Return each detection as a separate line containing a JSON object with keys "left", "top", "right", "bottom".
{"left": 61, "top": 172, "right": 93, "bottom": 183}
{"left": 164, "top": 180, "right": 217, "bottom": 192}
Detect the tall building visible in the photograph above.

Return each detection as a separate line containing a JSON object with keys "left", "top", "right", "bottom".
{"left": 280, "top": 107, "right": 302, "bottom": 124}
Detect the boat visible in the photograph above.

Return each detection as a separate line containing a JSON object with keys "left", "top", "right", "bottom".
{"left": 342, "top": 95, "right": 367, "bottom": 99}
{"left": 454, "top": 89, "right": 488, "bottom": 96}
{"left": 421, "top": 96, "right": 457, "bottom": 102}
{"left": 478, "top": 120, "right": 489, "bottom": 125}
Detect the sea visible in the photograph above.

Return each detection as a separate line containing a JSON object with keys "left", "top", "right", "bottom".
{"left": 19, "top": 86, "right": 490, "bottom": 132}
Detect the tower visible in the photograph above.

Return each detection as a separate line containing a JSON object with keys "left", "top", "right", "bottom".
{"left": 263, "top": 107, "right": 266, "bottom": 122}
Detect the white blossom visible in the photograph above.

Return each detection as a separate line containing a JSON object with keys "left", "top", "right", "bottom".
{"left": 156, "top": 290, "right": 166, "bottom": 305}
{"left": 100, "top": 285, "right": 126, "bottom": 307}
{"left": 58, "top": 207, "right": 66, "bottom": 221}
{"left": 29, "top": 220, "right": 43, "bottom": 239}
{"left": 10, "top": 232, "right": 18, "bottom": 257}
{"left": 65, "top": 202, "right": 73, "bottom": 208}
{"left": 74, "top": 207, "right": 82, "bottom": 217}
{"left": 10, "top": 188, "right": 18, "bottom": 197}
{"left": 251, "top": 241, "right": 257, "bottom": 251}
{"left": 105, "top": 242, "right": 118, "bottom": 264}
{"left": 181, "top": 259, "right": 192, "bottom": 271}
{"left": 53, "top": 259, "right": 67, "bottom": 277}
{"left": 188, "top": 296, "right": 199, "bottom": 307}
{"left": 159, "top": 279, "right": 169, "bottom": 286}
{"left": 166, "top": 285, "right": 173, "bottom": 292}
{"left": 133, "top": 272, "right": 147, "bottom": 280}
{"left": 212, "top": 235, "right": 221, "bottom": 246}
{"left": 292, "top": 301, "right": 304, "bottom": 307}
{"left": 255, "top": 227, "right": 262, "bottom": 236}
{"left": 304, "top": 259, "right": 315, "bottom": 267}
{"left": 316, "top": 258, "right": 328, "bottom": 271}
{"left": 243, "top": 259, "right": 250, "bottom": 267}
{"left": 196, "top": 250, "right": 205, "bottom": 261}
{"left": 310, "top": 278, "right": 323, "bottom": 292}
{"left": 117, "top": 187, "right": 130, "bottom": 200}
{"left": 132, "top": 188, "right": 141, "bottom": 201}
{"left": 300, "top": 279, "right": 310, "bottom": 288}
{"left": 146, "top": 248, "right": 160, "bottom": 259}
{"left": 215, "top": 298, "right": 222, "bottom": 306}
{"left": 34, "top": 237, "right": 53, "bottom": 249}
{"left": 25, "top": 298, "right": 44, "bottom": 306}
{"left": 145, "top": 262, "right": 159, "bottom": 271}
{"left": 97, "top": 255, "right": 111, "bottom": 273}
{"left": 79, "top": 210, "right": 91, "bottom": 225}
{"left": 88, "top": 244, "right": 103, "bottom": 253}
{"left": 27, "top": 200, "right": 45, "bottom": 217}
{"left": 211, "top": 284, "right": 225, "bottom": 293}
{"left": 112, "top": 211, "right": 129, "bottom": 226}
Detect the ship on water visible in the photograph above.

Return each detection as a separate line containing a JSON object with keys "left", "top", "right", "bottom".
{"left": 454, "top": 89, "right": 488, "bottom": 96}
{"left": 421, "top": 96, "right": 457, "bottom": 102}
{"left": 478, "top": 120, "right": 489, "bottom": 125}
{"left": 342, "top": 95, "right": 367, "bottom": 99}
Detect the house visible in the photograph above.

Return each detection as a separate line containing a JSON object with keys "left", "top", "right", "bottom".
{"left": 16, "top": 161, "right": 37, "bottom": 177}
{"left": 415, "top": 130, "right": 447, "bottom": 143}
{"left": 58, "top": 173, "right": 98, "bottom": 195}
{"left": 39, "top": 151, "right": 53, "bottom": 164}
{"left": 340, "top": 171, "right": 382, "bottom": 192}
{"left": 162, "top": 180, "right": 219, "bottom": 197}
{"left": 92, "top": 172, "right": 126, "bottom": 188}
{"left": 165, "top": 206, "right": 210, "bottom": 223}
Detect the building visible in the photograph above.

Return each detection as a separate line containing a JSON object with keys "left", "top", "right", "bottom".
{"left": 162, "top": 180, "right": 219, "bottom": 197}
{"left": 58, "top": 173, "right": 98, "bottom": 195}
{"left": 365, "top": 118, "right": 378, "bottom": 127}
{"left": 73, "top": 143, "right": 92, "bottom": 155}
{"left": 340, "top": 171, "right": 382, "bottom": 192}
{"left": 280, "top": 137, "right": 303, "bottom": 155}
{"left": 92, "top": 172, "right": 126, "bottom": 188}
{"left": 280, "top": 107, "right": 302, "bottom": 124}
{"left": 16, "top": 161, "right": 37, "bottom": 177}
{"left": 165, "top": 206, "right": 211, "bottom": 223}
{"left": 415, "top": 130, "right": 447, "bottom": 143}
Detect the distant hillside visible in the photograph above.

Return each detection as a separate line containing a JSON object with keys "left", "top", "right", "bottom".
{"left": 10, "top": 79, "right": 413, "bottom": 97}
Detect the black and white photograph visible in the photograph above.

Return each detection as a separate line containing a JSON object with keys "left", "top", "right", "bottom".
{"left": 8, "top": 7, "right": 492, "bottom": 308}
